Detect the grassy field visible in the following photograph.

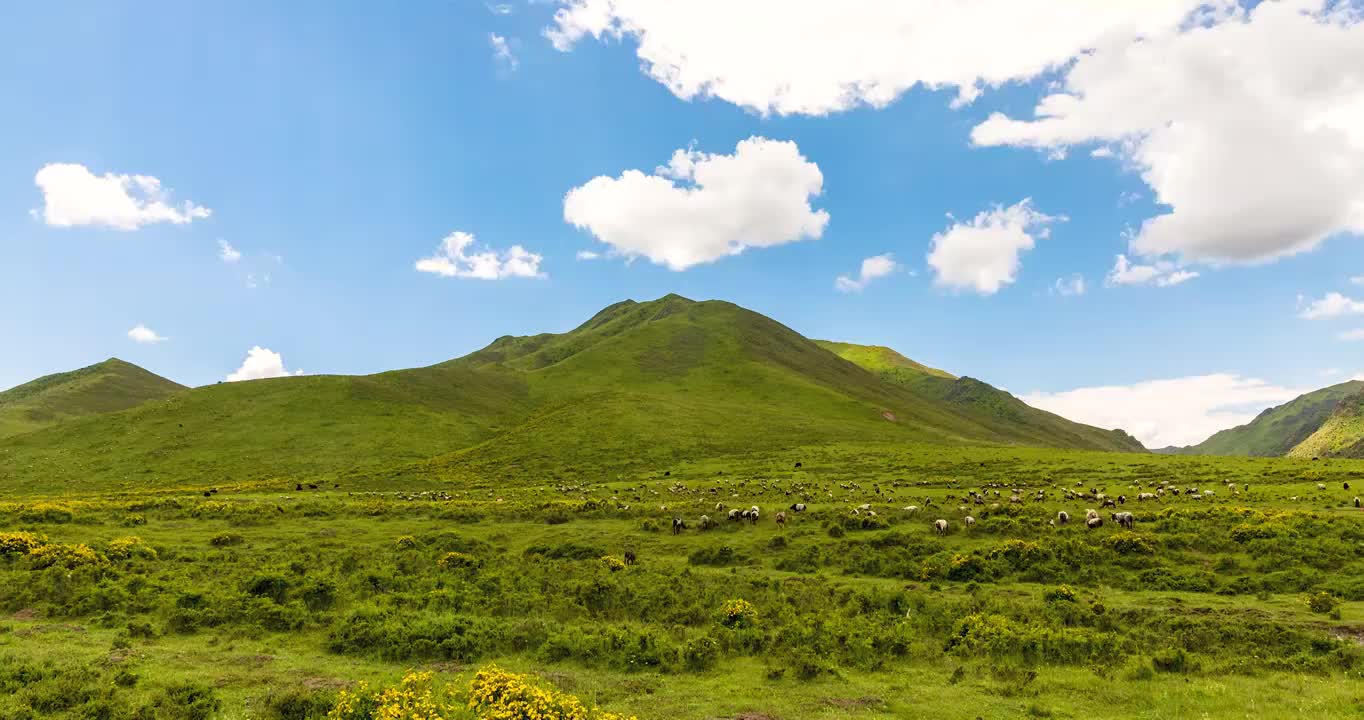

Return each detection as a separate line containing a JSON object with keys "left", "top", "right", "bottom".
{"left": 3, "top": 443, "right": 1364, "bottom": 719}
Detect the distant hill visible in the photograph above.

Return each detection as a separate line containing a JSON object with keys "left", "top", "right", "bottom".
{"left": 1162, "top": 380, "right": 1364, "bottom": 457}
{"left": 0, "top": 295, "right": 1144, "bottom": 492}
{"left": 1289, "top": 388, "right": 1364, "bottom": 459}
{"left": 815, "top": 341, "right": 1145, "bottom": 454}
{"left": 0, "top": 358, "right": 184, "bottom": 438}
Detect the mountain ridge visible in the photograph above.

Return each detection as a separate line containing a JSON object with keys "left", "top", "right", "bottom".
{"left": 1158, "top": 380, "right": 1364, "bottom": 457}
{"left": 0, "top": 358, "right": 185, "bottom": 439}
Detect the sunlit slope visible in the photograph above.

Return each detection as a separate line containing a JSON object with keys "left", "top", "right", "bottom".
{"left": 1167, "top": 380, "right": 1364, "bottom": 457}
{"left": 1290, "top": 388, "right": 1364, "bottom": 459}
{"left": 815, "top": 340, "right": 1145, "bottom": 453}
{"left": 0, "top": 358, "right": 184, "bottom": 438}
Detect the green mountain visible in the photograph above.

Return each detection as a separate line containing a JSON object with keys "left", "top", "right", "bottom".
{"left": 0, "top": 296, "right": 1143, "bottom": 493}
{"left": 1289, "top": 388, "right": 1364, "bottom": 459}
{"left": 814, "top": 341, "right": 1145, "bottom": 454}
{"left": 0, "top": 358, "right": 185, "bottom": 439}
{"left": 1161, "top": 380, "right": 1364, "bottom": 457}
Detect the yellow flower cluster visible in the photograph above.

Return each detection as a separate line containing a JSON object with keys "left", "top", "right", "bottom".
{"left": 30, "top": 542, "right": 105, "bottom": 569}
{"left": 328, "top": 672, "right": 459, "bottom": 720}
{"left": 107, "top": 536, "right": 158, "bottom": 561}
{"left": 467, "top": 665, "right": 637, "bottom": 720}
{"left": 598, "top": 555, "right": 626, "bottom": 572}
{"left": 395, "top": 535, "right": 419, "bottom": 550}
{"left": 719, "top": 598, "right": 755, "bottom": 627}
{"left": 0, "top": 531, "right": 47, "bottom": 556}
{"left": 437, "top": 551, "right": 480, "bottom": 571}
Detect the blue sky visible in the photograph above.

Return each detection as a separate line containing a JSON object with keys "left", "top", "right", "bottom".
{"left": 3, "top": 1, "right": 1363, "bottom": 447}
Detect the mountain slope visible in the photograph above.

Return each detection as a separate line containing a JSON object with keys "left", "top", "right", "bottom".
{"left": 1165, "top": 380, "right": 1364, "bottom": 457}
{"left": 1289, "top": 388, "right": 1364, "bottom": 459}
{"left": 815, "top": 340, "right": 1145, "bottom": 453}
{"left": 0, "top": 358, "right": 185, "bottom": 438}
{"left": 0, "top": 295, "right": 1144, "bottom": 493}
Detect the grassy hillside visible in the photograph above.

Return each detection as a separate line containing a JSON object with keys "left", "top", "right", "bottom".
{"left": 0, "top": 295, "right": 1144, "bottom": 493}
{"left": 0, "top": 358, "right": 184, "bottom": 438}
{"left": 1290, "top": 388, "right": 1364, "bottom": 458}
{"left": 816, "top": 340, "right": 1145, "bottom": 453}
{"left": 1168, "top": 380, "right": 1364, "bottom": 457}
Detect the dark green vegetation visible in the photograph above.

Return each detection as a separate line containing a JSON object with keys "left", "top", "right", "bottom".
{"left": 0, "top": 359, "right": 183, "bottom": 439}
{"left": 1160, "top": 380, "right": 1364, "bottom": 458}
{"left": 0, "top": 296, "right": 1142, "bottom": 494}
{"left": 1293, "top": 390, "right": 1364, "bottom": 459}
{"left": 2, "top": 446, "right": 1363, "bottom": 719}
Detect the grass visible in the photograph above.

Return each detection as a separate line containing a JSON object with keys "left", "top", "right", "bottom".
{"left": 3, "top": 442, "right": 1364, "bottom": 719}
{"left": 0, "top": 358, "right": 184, "bottom": 439}
{"left": 1292, "top": 390, "right": 1364, "bottom": 459}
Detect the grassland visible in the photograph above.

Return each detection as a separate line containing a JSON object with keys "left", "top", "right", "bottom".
{"left": 0, "top": 359, "right": 184, "bottom": 439}
{"left": 4, "top": 443, "right": 1364, "bottom": 719}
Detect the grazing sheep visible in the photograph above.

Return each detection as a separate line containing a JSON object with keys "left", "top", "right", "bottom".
{"left": 1057, "top": 511, "right": 1070, "bottom": 525}
{"left": 1117, "top": 495, "right": 1127, "bottom": 505}
{"left": 715, "top": 502, "right": 725, "bottom": 511}
{"left": 1086, "top": 516, "right": 1104, "bottom": 530}
{"left": 1102, "top": 498, "right": 1117, "bottom": 508}
{"left": 964, "top": 516, "right": 975, "bottom": 527}
{"left": 671, "top": 517, "right": 686, "bottom": 535}
{"left": 857, "top": 503, "right": 872, "bottom": 512}
{"left": 624, "top": 550, "right": 636, "bottom": 565}
{"left": 699, "top": 515, "right": 713, "bottom": 531}
{"left": 1354, "top": 497, "right": 1361, "bottom": 508}
{"left": 775, "top": 511, "right": 787, "bottom": 529}
{"left": 1344, "top": 482, "right": 1350, "bottom": 490}
{"left": 934, "top": 519, "right": 949, "bottom": 535}
{"left": 749, "top": 506, "right": 761, "bottom": 525}
{"left": 1318, "top": 483, "right": 1327, "bottom": 491}
{"left": 1010, "top": 495, "right": 1022, "bottom": 504}
{"left": 789, "top": 503, "right": 807, "bottom": 513}
{"left": 903, "top": 505, "right": 920, "bottom": 514}
{"left": 1112, "top": 511, "right": 1135, "bottom": 530}
{"left": 1085, "top": 508, "right": 1100, "bottom": 521}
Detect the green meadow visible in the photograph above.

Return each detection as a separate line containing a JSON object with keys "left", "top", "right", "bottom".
{"left": 4, "top": 443, "right": 1363, "bottom": 719}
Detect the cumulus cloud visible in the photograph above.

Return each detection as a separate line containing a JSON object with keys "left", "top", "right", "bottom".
{"left": 416, "top": 231, "right": 545, "bottom": 280}
{"left": 1021, "top": 373, "right": 1306, "bottom": 448}
{"left": 33, "top": 163, "right": 211, "bottom": 230}
{"left": 973, "top": 2, "right": 1364, "bottom": 266}
{"left": 1300, "top": 292, "right": 1364, "bottom": 319}
{"left": 127, "top": 324, "right": 166, "bottom": 344}
{"left": 1051, "top": 274, "right": 1086, "bottom": 297}
{"left": 1105, "top": 255, "right": 1199, "bottom": 288}
{"left": 546, "top": 0, "right": 1215, "bottom": 115}
{"left": 926, "top": 199, "right": 1058, "bottom": 295}
{"left": 225, "top": 346, "right": 303, "bottom": 382}
{"left": 575, "top": 250, "right": 600, "bottom": 261}
{"left": 563, "top": 137, "right": 829, "bottom": 271}
{"left": 1339, "top": 329, "right": 1364, "bottom": 342}
{"left": 490, "top": 33, "right": 518, "bottom": 71}
{"left": 835, "top": 254, "right": 899, "bottom": 293}
{"left": 217, "top": 239, "right": 242, "bottom": 263}
{"left": 1351, "top": 275, "right": 1364, "bottom": 285}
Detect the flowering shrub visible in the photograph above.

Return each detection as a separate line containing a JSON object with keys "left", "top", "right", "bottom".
{"left": 598, "top": 555, "right": 626, "bottom": 572}
{"left": 17, "top": 502, "right": 75, "bottom": 523}
{"left": 327, "top": 672, "right": 459, "bottom": 720}
{"left": 395, "top": 535, "right": 419, "bottom": 550}
{"left": 1109, "top": 533, "right": 1157, "bottom": 556}
{"left": 438, "top": 552, "right": 480, "bottom": 571}
{"left": 1306, "top": 591, "right": 1340, "bottom": 615}
{"left": 719, "top": 598, "right": 756, "bottom": 628}
{"left": 0, "top": 531, "right": 47, "bottom": 557}
{"left": 107, "top": 535, "right": 158, "bottom": 561}
{"left": 29, "top": 542, "right": 105, "bottom": 569}
{"left": 467, "top": 665, "right": 637, "bottom": 720}
{"left": 1043, "top": 585, "right": 1077, "bottom": 603}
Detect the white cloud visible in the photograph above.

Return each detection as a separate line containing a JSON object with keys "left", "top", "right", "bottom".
{"left": 575, "top": 250, "right": 600, "bottom": 260}
{"left": 490, "top": 33, "right": 518, "bottom": 71}
{"left": 1051, "top": 274, "right": 1086, "bottom": 297}
{"left": 926, "top": 199, "right": 1058, "bottom": 295}
{"left": 835, "top": 254, "right": 898, "bottom": 293}
{"left": 563, "top": 136, "right": 829, "bottom": 271}
{"left": 225, "top": 346, "right": 303, "bottom": 382}
{"left": 416, "top": 231, "right": 545, "bottom": 280}
{"left": 1339, "top": 329, "right": 1364, "bottom": 342}
{"left": 1022, "top": 373, "right": 1306, "bottom": 448}
{"left": 546, "top": 0, "right": 1216, "bottom": 115}
{"left": 1105, "top": 255, "right": 1199, "bottom": 288}
{"left": 1351, "top": 275, "right": 1364, "bottom": 285}
{"left": 973, "top": 2, "right": 1364, "bottom": 266}
{"left": 1300, "top": 292, "right": 1364, "bottom": 319}
{"left": 217, "top": 239, "right": 242, "bottom": 264}
{"left": 126, "top": 324, "right": 166, "bottom": 344}
{"left": 33, "top": 163, "right": 210, "bottom": 230}
{"left": 486, "top": 2, "right": 514, "bottom": 15}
